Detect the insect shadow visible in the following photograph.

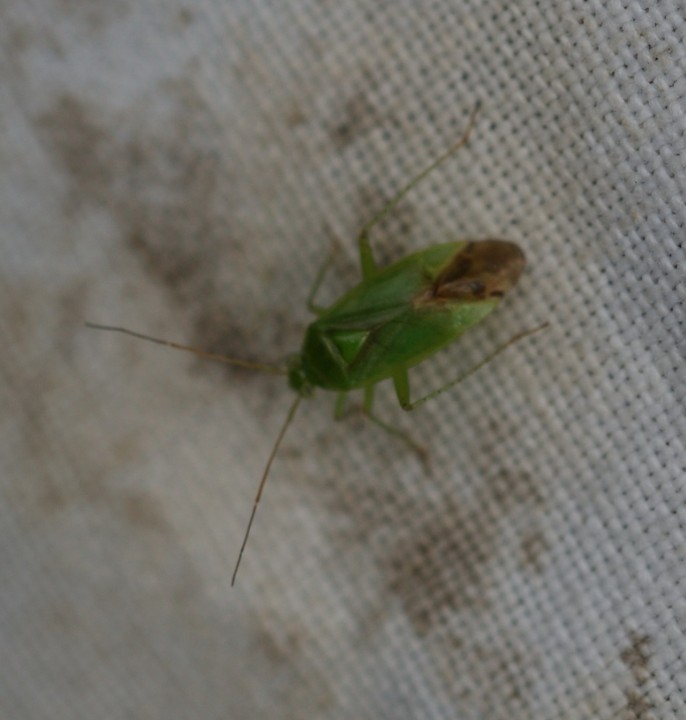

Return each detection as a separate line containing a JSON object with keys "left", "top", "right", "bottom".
{"left": 87, "top": 103, "right": 547, "bottom": 585}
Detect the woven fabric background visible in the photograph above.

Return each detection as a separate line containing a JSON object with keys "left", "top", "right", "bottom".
{"left": 2, "top": 1, "right": 684, "bottom": 718}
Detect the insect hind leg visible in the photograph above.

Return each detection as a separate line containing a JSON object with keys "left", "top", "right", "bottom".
{"left": 363, "top": 408, "right": 430, "bottom": 470}
{"left": 362, "top": 384, "right": 430, "bottom": 469}
{"left": 333, "top": 386, "right": 429, "bottom": 468}
{"left": 396, "top": 323, "right": 549, "bottom": 411}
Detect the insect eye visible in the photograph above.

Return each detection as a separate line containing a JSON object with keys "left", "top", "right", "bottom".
{"left": 287, "top": 362, "right": 314, "bottom": 397}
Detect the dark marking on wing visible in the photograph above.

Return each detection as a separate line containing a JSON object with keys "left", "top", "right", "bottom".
{"left": 416, "top": 240, "right": 525, "bottom": 306}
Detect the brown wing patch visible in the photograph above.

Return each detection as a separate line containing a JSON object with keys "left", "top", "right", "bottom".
{"left": 424, "top": 240, "right": 525, "bottom": 304}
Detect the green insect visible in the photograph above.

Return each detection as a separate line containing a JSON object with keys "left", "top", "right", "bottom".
{"left": 87, "top": 104, "right": 546, "bottom": 585}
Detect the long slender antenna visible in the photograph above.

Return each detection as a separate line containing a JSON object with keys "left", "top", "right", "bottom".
{"left": 231, "top": 394, "right": 302, "bottom": 586}
{"left": 85, "top": 323, "right": 286, "bottom": 375}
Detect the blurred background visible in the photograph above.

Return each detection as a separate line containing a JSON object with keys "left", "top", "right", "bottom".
{"left": 1, "top": 1, "right": 684, "bottom": 718}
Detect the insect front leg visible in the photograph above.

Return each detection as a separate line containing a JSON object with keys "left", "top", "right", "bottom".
{"left": 307, "top": 243, "right": 340, "bottom": 315}
{"left": 357, "top": 229, "right": 378, "bottom": 280}
{"left": 354, "top": 102, "right": 481, "bottom": 283}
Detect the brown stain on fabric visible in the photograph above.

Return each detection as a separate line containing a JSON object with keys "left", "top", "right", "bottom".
{"left": 35, "top": 82, "right": 294, "bottom": 379}
{"left": 11, "top": 370, "right": 171, "bottom": 534}
{"left": 299, "top": 404, "right": 548, "bottom": 639}
{"left": 120, "top": 491, "right": 173, "bottom": 534}
{"left": 620, "top": 633, "right": 655, "bottom": 720}
{"left": 620, "top": 633, "right": 652, "bottom": 684}
{"left": 328, "top": 92, "right": 379, "bottom": 150}
{"left": 57, "top": 0, "right": 130, "bottom": 33}
{"left": 519, "top": 529, "right": 549, "bottom": 573}
{"left": 36, "top": 94, "right": 114, "bottom": 211}
{"left": 386, "top": 493, "right": 495, "bottom": 635}
{"left": 384, "top": 468, "right": 546, "bottom": 635}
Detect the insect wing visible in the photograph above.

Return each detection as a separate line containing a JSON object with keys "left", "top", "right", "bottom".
{"left": 346, "top": 298, "right": 500, "bottom": 386}
{"left": 321, "top": 242, "right": 465, "bottom": 328}
{"left": 346, "top": 240, "right": 525, "bottom": 385}
{"left": 300, "top": 240, "right": 524, "bottom": 391}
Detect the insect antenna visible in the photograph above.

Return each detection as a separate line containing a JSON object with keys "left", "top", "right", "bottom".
{"left": 231, "top": 394, "right": 302, "bottom": 586}
{"left": 84, "top": 323, "right": 287, "bottom": 375}
{"left": 86, "top": 321, "right": 299, "bottom": 584}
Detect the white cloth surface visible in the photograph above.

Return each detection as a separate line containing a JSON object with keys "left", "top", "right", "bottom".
{"left": 1, "top": 1, "right": 684, "bottom": 718}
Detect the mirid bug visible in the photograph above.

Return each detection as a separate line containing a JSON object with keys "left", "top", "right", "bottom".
{"left": 87, "top": 103, "right": 546, "bottom": 585}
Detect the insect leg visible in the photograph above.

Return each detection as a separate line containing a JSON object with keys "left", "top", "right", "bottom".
{"left": 307, "top": 243, "right": 340, "bottom": 315}
{"left": 334, "top": 385, "right": 380, "bottom": 420}
{"left": 333, "top": 386, "right": 427, "bottom": 465}
{"left": 357, "top": 229, "right": 378, "bottom": 280}
{"left": 355, "top": 102, "right": 481, "bottom": 281}
{"left": 363, "top": 381, "right": 430, "bottom": 468}
{"left": 397, "top": 323, "right": 549, "bottom": 411}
